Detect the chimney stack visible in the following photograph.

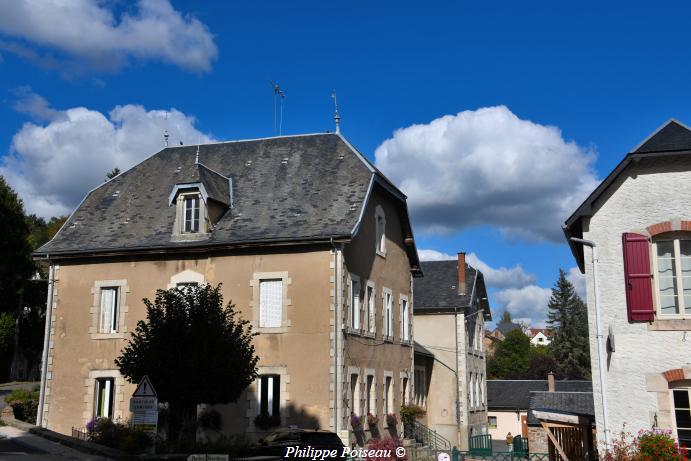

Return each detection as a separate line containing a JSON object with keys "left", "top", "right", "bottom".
{"left": 458, "top": 252, "right": 466, "bottom": 295}
{"left": 547, "top": 372, "right": 555, "bottom": 392}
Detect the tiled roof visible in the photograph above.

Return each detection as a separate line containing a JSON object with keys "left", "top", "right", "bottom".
{"left": 487, "top": 380, "right": 593, "bottom": 410}
{"left": 496, "top": 322, "right": 522, "bottom": 335}
{"left": 634, "top": 120, "right": 691, "bottom": 153}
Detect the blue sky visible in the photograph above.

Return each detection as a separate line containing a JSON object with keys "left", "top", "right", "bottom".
{"left": 2, "top": 0, "right": 691, "bottom": 325}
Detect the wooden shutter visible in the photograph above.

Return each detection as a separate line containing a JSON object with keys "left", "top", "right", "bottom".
{"left": 622, "top": 233, "right": 655, "bottom": 322}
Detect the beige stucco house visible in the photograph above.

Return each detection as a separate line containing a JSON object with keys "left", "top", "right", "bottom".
{"left": 33, "top": 133, "right": 421, "bottom": 443}
{"left": 412, "top": 253, "right": 491, "bottom": 450}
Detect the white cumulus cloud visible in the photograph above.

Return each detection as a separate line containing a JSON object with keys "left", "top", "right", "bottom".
{"left": 0, "top": 0, "right": 217, "bottom": 73}
{"left": 494, "top": 285, "right": 552, "bottom": 324}
{"left": 418, "top": 248, "right": 535, "bottom": 290}
{"left": 375, "top": 106, "right": 599, "bottom": 242}
{"left": 1, "top": 91, "right": 214, "bottom": 217}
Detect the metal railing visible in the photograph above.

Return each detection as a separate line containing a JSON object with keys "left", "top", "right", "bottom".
{"left": 403, "top": 420, "right": 452, "bottom": 450}
{"left": 71, "top": 426, "right": 89, "bottom": 441}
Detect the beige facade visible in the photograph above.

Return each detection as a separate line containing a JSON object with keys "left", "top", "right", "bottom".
{"left": 487, "top": 410, "right": 526, "bottom": 441}
{"left": 413, "top": 310, "right": 488, "bottom": 450}
{"left": 40, "top": 187, "right": 415, "bottom": 442}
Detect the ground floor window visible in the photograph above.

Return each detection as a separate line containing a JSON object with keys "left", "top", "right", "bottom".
{"left": 488, "top": 415, "right": 497, "bottom": 429}
{"left": 674, "top": 388, "right": 691, "bottom": 448}
{"left": 258, "top": 374, "right": 281, "bottom": 417}
{"left": 414, "top": 367, "right": 426, "bottom": 407}
{"left": 366, "top": 374, "right": 375, "bottom": 415}
{"left": 384, "top": 376, "right": 393, "bottom": 414}
{"left": 401, "top": 377, "right": 408, "bottom": 405}
{"left": 350, "top": 373, "right": 360, "bottom": 416}
{"left": 95, "top": 378, "right": 115, "bottom": 419}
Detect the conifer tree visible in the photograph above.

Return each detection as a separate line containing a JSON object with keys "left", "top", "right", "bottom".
{"left": 547, "top": 269, "right": 591, "bottom": 379}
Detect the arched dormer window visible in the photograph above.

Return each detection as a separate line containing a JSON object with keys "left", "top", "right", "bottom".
{"left": 375, "top": 205, "right": 386, "bottom": 257}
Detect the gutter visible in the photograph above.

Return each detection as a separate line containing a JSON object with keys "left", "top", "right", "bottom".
{"left": 568, "top": 237, "right": 611, "bottom": 450}
{"left": 36, "top": 260, "right": 55, "bottom": 427}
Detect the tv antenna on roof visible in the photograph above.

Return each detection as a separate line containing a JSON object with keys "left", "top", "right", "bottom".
{"left": 331, "top": 90, "right": 341, "bottom": 134}
{"left": 163, "top": 111, "right": 169, "bottom": 147}
{"left": 270, "top": 81, "right": 285, "bottom": 135}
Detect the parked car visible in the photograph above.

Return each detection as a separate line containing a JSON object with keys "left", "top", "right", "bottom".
{"left": 252, "top": 428, "right": 345, "bottom": 458}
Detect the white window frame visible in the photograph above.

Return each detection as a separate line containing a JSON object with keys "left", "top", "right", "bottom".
{"left": 670, "top": 386, "right": 691, "bottom": 450}
{"left": 90, "top": 280, "right": 129, "bottom": 340}
{"left": 349, "top": 274, "right": 361, "bottom": 331}
{"left": 383, "top": 372, "right": 394, "bottom": 415}
{"left": 174, "top": 191, "right": 207, "bottom": 235}
{"left": 375, "top": 205, "right": 386, "bottom": 257}
{"left": 652, "top": 236, "right": 691, "bottom": 318}
{"left": 98, "top": 287, "right": 119, "bottom": 334}
{"left": 365, "top": 371, "right": 376, "bottom": 416}
{"left": 250, "top": 272, "right": 291, "bottom": 333}
{"left": 400, "top": 295, "right": 410, "bottom": 343}
{"left": 382, "top": 287, "right": 393, "bottom": 340}
{"left": 348, "top": 367, "right": 361, "bottom": 417}
{"left": 366, "top": 281, "right": 376, "bottom": 335}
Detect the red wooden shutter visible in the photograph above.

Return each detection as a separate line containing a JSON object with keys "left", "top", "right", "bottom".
{"left": 622, "top": 233, "right": 654, "bottom": 322}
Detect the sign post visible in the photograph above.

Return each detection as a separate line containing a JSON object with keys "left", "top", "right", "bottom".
{"left": 130, "top": 375, "right": 158, "bottom": 437}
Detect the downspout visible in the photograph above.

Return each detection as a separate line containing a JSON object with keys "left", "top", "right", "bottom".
{"left": 37, "top": 260, "right": 55, "bottom": 427}
{"left": 330, "top": 238, "right": 341, "bottom": 434}
{"left": 569, "top": 237, "right": 611, "bottom": 449}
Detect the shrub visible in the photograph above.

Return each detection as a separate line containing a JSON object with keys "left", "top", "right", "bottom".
{"left": 638, "top": 429, "right": 687, "bottom": 461}
{"left": 87, "top": 417, "right": 151, "bottom": 454}
{"left": 5, "top": 387, "right": 40, "bottom": 424}
{"left": 366, "top": 437, "right": 407, "bottom": 461}
{"left": 399, "top": 404, "right": 425, "bottom": 424}
{"left": 386, "top": 413, "right": 398, "bottom": 427}
{"left": 253, "top": 413, "right": 280, "bottom": 430}
{"left": 367, "top": 413, "right": 380, "bottom": 427}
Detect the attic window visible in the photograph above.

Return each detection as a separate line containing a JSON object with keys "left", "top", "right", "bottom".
{"left": 375, "top": 205, "right": 386, "bottom": 256}
{"left": 184, "top": 195, "right": 200, "bottom": 233}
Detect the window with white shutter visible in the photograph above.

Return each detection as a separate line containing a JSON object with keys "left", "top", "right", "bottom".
{"left": 99, "top": 288, "right": 119, "bottom": 334}
{"left": 350, "top": 276, "right": 360, "bottom": 330}
{"left": 95, "top": 377, "right": 115, "bottom": 419}
{"left": 259, "top": 280, "right": 283, "bottom": 328}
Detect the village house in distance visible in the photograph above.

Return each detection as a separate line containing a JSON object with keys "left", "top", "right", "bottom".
{"left": 412, "top": 254, "right": 491, "bottom": 450}
{"left": 564, "top": 119, "right": 691, "bottom": 450}
{"left": 33, "top": 132, "right": 422, "bottom": 443}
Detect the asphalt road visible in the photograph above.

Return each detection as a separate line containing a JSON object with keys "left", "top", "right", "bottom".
{"left": 0, "top": 435, "right": 64, "bottom": 461}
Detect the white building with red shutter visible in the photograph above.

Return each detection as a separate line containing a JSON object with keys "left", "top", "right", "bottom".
{"left": 564, "top": 119, "right": 691, "bottom": 451}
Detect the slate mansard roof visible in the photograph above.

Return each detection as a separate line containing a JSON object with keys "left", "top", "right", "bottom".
{"left": 564, "top": 119, "right": 691, "bottom": 272}
{"left": 36, "top": 133, "right": 420, "bottom": 270}
{"left": 414, "top": 260, "right": 491, "bottom": 318}
{"left": 487, "top": 380, "right": 593, "bottom": 410}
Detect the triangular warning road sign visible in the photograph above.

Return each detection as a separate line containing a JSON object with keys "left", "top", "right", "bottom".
{"left": 133, "top": 375, "right": 157, "bottom": 397}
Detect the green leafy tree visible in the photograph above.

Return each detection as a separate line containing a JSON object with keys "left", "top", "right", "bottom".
{"left": 547, "top": 269, "right": 591, "bottom": 379}
{"left": 0, "top": 176, "right": 33, "bottom": 314}
{"left": 115, "top": 284, "right": 258, "bottom": 448}
{"left": 487, "top": 329, "right": 533, "bottom": 379}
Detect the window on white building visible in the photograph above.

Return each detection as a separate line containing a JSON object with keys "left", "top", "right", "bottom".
{"left": 673, "top": 388, "right": 691, "bottom": 449}
{"left": 259, "top": 279, "right": 283, "bottom": 328}
{"left": 653, "top": 238, "right": 691, "bottom": 316}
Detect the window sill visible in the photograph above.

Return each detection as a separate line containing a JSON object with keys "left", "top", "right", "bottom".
{"left": 384, "top": 336, "right": 394, "bottom": 343}
{"left": 256, "top": 326, "right": 289, "bottom": 334}
{"left": 363, "top": 332, "right": 377, "bottom": 338}
{"left": 648, "top": 318, "right": 691, "bottom": 331}
{"left": 90, "top": 333, "right": 125, "bottom": 340}
{"left": 376, "top": 250, "right": 386, "bottom": 258}
{"left": 170, "top": 232, "right": 210, "bottom": 243}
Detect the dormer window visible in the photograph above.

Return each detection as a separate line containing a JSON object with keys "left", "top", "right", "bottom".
{"left": 183, "top": 195, "right": 201, "bottom": 233}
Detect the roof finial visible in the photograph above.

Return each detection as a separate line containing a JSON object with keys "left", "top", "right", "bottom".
{"left": 331, "top": 90, "right": 341, "bottom": 134}
{"left": 195, "top": 143, "right": 200, "bottom": 164}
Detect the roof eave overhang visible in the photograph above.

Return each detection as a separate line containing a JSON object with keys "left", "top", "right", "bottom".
{"left": 563, "top": 148, "right": 691, "bottom": 272}
{"left": 33, "top": 234, "right": 352, "bottom": 261}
